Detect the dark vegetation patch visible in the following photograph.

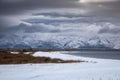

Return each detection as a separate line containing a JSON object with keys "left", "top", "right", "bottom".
{"left": 0, "top": 49, "right": 77, "bottom": 52}
{"left": 0, "top": 50, "right": 83, "bottom": 64}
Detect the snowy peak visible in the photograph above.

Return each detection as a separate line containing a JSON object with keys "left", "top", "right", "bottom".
{"left": 0, "top": 34, "right": 115, "bottom": 49}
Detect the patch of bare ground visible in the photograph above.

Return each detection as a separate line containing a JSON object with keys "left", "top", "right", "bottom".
{"left": 0, "top": 50, "right": 83, "bottom": 64}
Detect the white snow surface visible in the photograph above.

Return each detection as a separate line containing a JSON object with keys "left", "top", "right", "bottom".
{"left": 0, "top": 51, "right": 120, "bottom": 80}
{"left": 33, "top": 51, "right": 84, "bottom": 60}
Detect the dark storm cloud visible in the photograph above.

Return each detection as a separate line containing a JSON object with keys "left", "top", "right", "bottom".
{"left": 0, "top": 18, "right": 9, "bottom": 34}
{"left": 1, "top": 23, "right": 61, "bottom": 34}
{"left": 0, "top": 0, "right": 78, "bottom": 15}
{"left": 0, "top": 0, "right": 120, "bottom": 17}
{"left": 0, "top": 0, "right": 119, "bottom": 16}
{"left": 33, "top": 12, "right": 80, "bottom": 18}
{"left": 24, "top": 24, "right": 61, "bottom": 33}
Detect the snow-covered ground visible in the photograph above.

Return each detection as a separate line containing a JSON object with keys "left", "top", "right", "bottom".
{"left": 0, "top": 51, "right": 120, "bottom": 80}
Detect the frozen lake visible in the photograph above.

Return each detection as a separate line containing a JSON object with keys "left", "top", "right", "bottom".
{"left": 63, "top": 50, "right": 120, "bottom": 60}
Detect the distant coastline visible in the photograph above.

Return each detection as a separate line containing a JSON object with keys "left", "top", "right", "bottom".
{"left": 0, "top": 48, "right": 120, "bottom": 52}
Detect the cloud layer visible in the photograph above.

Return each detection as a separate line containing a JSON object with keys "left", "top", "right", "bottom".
{"left": 0, "top": 0, "right": 120, "bottom": 49}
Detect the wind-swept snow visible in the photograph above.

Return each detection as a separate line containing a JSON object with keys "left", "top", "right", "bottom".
{"left": 33, "top": 51, "right": 84, "bottom": 60}
{"left": 0, "top": 51, "right": 120, "bottom": 80}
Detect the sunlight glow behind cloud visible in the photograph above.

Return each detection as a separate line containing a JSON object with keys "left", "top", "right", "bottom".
{"left": 79, "top": 0, "right": 118, "bottom": 3}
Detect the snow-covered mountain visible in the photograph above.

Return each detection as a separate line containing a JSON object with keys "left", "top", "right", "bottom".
{"left": 0, "top": 33, "right": 116, "bottom": 49}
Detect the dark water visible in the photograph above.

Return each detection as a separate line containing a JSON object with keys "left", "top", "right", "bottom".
{"left": 64, "top": 51, "right": 120, "bottom": 60}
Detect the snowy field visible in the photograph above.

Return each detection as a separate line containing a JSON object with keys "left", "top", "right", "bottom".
{"left": 0, "top": 51, "right": 120, "bottom": 80}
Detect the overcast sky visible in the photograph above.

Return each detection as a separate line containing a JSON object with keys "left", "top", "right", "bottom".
{"left": 0, "top": 0, "right": 120, "bottom": 15}
{"left": 0, "top": 0, "right": 120, "bottom": 49}
{"left": 0, "top": 0, "right": 120, "bottom": 25}
{"left": 0, "top": 0, "right": 120, "bottom": 26}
